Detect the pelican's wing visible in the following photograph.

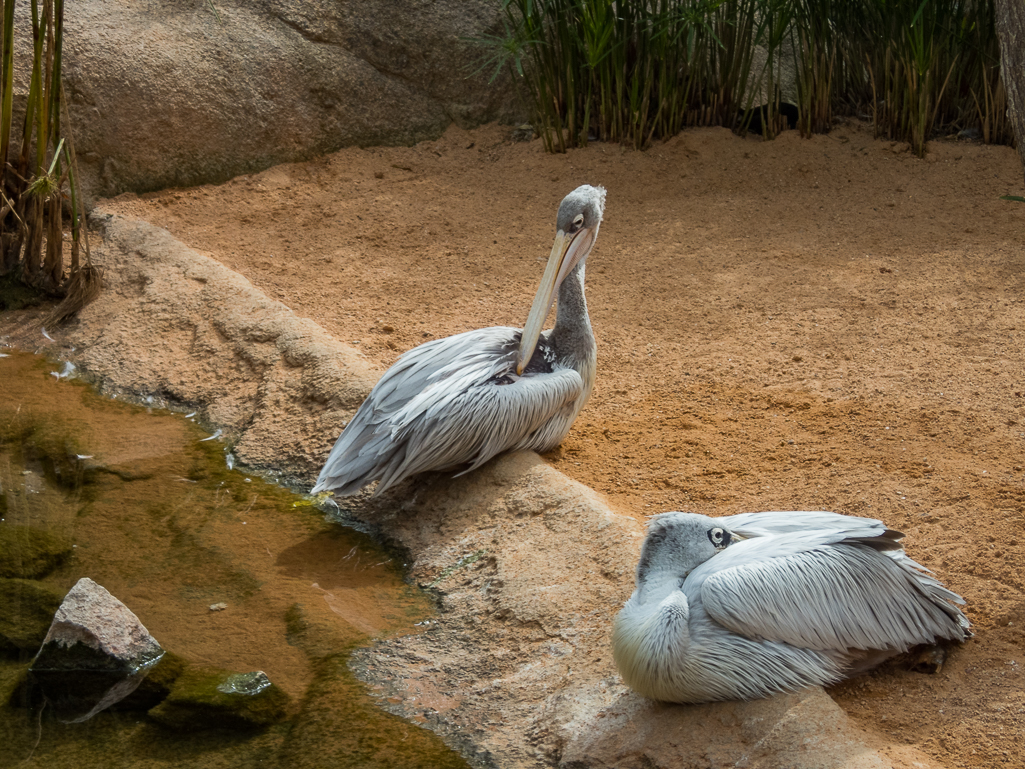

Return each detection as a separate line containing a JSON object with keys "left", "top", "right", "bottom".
{"left": 697, "top": 527, "right": 970, "bottom": 652}
{"left": 313, "top": 326, "right": 584, "bottom": 496}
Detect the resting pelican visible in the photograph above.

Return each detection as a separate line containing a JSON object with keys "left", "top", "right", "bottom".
{"left": 612, "top": 511, "right": 971, "bottom": 703}
{"left": 312, "top": 184, "right": 606, "bottom": 497}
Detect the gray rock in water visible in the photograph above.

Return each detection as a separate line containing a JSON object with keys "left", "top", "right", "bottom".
{"left": 29, "top": 577, "right": 164, "bottom": 722}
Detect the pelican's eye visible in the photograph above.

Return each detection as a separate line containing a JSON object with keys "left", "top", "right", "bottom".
{"left": 571, "top": 213, "right": 585, "bottom": 232}
{"left": 707, "top": 527, "right": 730, "bottom": 548}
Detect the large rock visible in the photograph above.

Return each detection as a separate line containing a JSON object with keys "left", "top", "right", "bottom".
{"left": 65, "top": 213, "right": 379, "bottom": 478}
{"left": 560, "top": 688, "right": 906, "bottom": 769}
{"left": 42, "top": 0, "right": 519, "bottom": 202}
{"left": 30, "top": 217, "right": 946, "bottom": 767}
{"left": 29, "top": 577, "right": 165, "bottom": 722}
{"left": 346, "top": 453, "right": 944, "bottom": 769}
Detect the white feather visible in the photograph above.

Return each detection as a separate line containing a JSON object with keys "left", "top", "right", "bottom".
{"left": 613, "top": 511, "right": 970, "bottom": 703}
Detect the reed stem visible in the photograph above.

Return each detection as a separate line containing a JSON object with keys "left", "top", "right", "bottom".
{"left": 478, "top": 0, "right": 1007, "bottom": 153}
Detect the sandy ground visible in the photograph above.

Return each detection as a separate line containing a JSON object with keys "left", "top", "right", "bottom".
{"left": 99, "top": 120, "right": 1025, "bottom": 768}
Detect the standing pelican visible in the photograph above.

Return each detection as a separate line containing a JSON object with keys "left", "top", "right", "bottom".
{"left": 312, "top": 185, "right": 606, "bottom": 497}
{"left": 613, "top": 511, "right": 971, "bottom": 704}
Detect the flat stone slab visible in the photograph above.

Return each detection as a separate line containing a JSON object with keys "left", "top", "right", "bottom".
{"left": 561, "top": 688, "right": 908, "bottom": 769}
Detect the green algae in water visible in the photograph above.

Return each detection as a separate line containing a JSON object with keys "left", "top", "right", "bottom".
{"left": 0, "top": 525, "right": 73, "bottom": 579}
{"left": 0, "top": 351, "right": 469, "bottom": 769}
{"left": 280, "top": 652, "right": 470, "bottom": 769}
{"left": 0, "top": 579, "right": 66, "bottom": 653}
{"left": 148, "top": 667, "right": 289, "bottom": 732}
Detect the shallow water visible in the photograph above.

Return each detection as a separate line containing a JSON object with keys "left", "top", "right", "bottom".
{"left": 0, "top": 350, "right": 468, "bottom": 768}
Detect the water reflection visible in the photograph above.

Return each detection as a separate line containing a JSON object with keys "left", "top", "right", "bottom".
{"left": 0, "top": 350, "right": 468, "bottom": 768}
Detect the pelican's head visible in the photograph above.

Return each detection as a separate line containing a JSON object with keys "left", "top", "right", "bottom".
{"left": 633, "top": 512, "right": 738, "bottom": 601}
{"left": 556, "top": 184, "right": 606, "bottom": 236}
{"left": 516, "top": 185, "right": 606, "bottom": 374}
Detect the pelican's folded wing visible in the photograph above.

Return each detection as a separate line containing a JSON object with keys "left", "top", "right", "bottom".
{"left": 369, "top": 327, "right": 523, "bottom": 415}
{"left": 313, "top": 326, "right": 584, "bottom": 495}
{"left": 381, "top": 364, "right": 584, "bottom": 486}
{"left": 700, "top": 536, "right": 970, "bottom": 652}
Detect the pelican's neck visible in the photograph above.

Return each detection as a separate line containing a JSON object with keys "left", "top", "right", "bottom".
{"left": 613, "top": 586, "right": 692, "bottom": 701}
{"left": 636, "top": 572, "right": 684, "bottom": 607}
{"left": 551, "top": 261, "right": 594, "bottom": 365}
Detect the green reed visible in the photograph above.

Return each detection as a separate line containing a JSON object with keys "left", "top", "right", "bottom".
{"left": 853, "top": 0, "right": 986, "bottom": 156}
{"left": 0, "top": 0, "right": 98, "bottom": 319}
{"left": 482, "top": 0, "right": 1007, "bottom": 156}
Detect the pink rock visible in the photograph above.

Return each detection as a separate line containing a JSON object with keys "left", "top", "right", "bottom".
{"left": 30, "top": 577, "right": 164, "bottom": 722}
{"left": 40, "top": 577, "right": 162, "bottom": 666}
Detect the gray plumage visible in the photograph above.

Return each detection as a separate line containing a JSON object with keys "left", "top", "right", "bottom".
{"left": 312, "top": 185, "right": 606, "bottom": 497}
{"left": 612, "top": 511, "right": 971, "bottom": 703}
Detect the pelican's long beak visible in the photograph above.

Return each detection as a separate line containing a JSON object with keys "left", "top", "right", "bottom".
{"left": 516, "top": 228, "right": 591, "bottom": 374}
